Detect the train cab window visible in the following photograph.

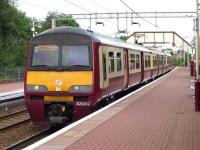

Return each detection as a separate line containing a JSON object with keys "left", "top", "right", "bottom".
{"left": 109, "top": 52, "right": 115, "bottom": 73}
{"left": 62, "top": 45, "right": 90, "bottom": 66}
{"left": 136, "top": 54, "right": 140, "bottom": 69}
{"left": 32, "top": 45, "right": 59, "bottom": 67}
{"left": 117, "top": 52, "right": 122, "bottom": 71}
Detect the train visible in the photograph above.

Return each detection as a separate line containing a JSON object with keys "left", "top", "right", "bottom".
{"left": 24, "top": 26, "right": 173, "bottom": 125}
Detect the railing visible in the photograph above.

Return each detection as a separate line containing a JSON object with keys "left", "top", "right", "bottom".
{"left": 0, "top": 67, "right": 24, "bottom": 84}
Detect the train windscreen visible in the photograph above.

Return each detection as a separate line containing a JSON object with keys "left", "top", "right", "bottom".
{"left": 29, "top": 34, "right": 92, "bottom": 71}
{"left": 62, "top": 45, "right": 90, "bottom": 66}
{"left": 32, "top": 45, "right": 59, "bottom": 67}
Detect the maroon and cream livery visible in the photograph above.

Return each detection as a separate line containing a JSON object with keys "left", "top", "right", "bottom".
{"left": 24, "top": 26, "right": 173, "bottom": 125}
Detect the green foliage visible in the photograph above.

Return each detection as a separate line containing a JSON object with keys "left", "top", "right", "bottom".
{"left": 36, "top": 12, "right": 79, "bottom": 33}
{"left": 0, "top": 0, "right": 32, "bottom": 67}
{"left": 117, "top": 35, "right": 129, "bottom": 41}
{"left": 0, "top": 3, "right": 79, "bottom": 67}
{"left": 175, "top": 53, "right": 191, "bottom": 66}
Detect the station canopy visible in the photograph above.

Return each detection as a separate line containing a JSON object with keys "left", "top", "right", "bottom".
{"left": 126, "top": 31, "right": 193, "bottom": 54}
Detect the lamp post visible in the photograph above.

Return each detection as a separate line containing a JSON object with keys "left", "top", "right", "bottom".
{"left": 52, "top": 17, "right": 56, "bottom": 28}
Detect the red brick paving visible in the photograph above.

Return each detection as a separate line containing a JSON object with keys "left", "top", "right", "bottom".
{"left": 0, "top": 82, "right": 23, "bottom": 93}
{"left": 36, "top": 67, "right": 200, "bottom": 150}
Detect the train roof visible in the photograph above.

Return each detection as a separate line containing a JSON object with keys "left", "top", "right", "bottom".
{"left": 36, "top": 26, "right": 150, "bottom": 52}
{"left": 149, "top": 49, "right": 165, "bottom": 55}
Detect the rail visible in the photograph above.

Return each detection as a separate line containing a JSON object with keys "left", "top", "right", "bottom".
{"left": 0, "top": 110, "right": 30, "bottom": 131}
{"left": 4, "top": 128, "right": 52, "bottom": 150}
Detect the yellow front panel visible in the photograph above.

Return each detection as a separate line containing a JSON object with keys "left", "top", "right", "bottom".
{"left": 44, "top": 96, "right": 73, "bottom": 102}
{"left": 26, "top": 71, "right": 93, "bottom": 91}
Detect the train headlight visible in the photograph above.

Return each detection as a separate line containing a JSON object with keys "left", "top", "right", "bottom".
{"left": 68, "top": 85, "right": 92, "bottom": 93}
{"left": 27, "top": 85, "right": 48, "bottom": 92}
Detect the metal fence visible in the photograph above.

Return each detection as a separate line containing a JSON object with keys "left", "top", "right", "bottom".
{"left": 0, "top": 67, "right": 24, "bottom": 84}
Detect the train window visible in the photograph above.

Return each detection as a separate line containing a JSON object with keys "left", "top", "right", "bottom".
{"left": 145, "top": 55, "right": 148, "bottom": 67}
{"left": 163, "top": 56, "right": 166, "bottom": 65}
{"left": 117, "top": 52, "right": 122, "bottom": 71}
{"left": 145, "top": 55, "right": 147, "bottom": 67}
{"left": 148, "top": 56, "right": 151, "bottom": 67}
{"left": 109, "top": 52, "right": 115, "bottom": 73}
{"left": 145, "top": 55, "right": 151, "bottom": 68}
{"left": 153, "top": 56, "right": 157, "bottom": 67}
{"left": 136, "top": 54, "right": 140, "bottom": 69}
{"left": 103, "top": 53, "right": 107, "bottom": 81}
{"left": 32, "top": 45, "right": 59, "bottom": 66}
{"left": 62, "top": 45, "right": 90, "bottom": 66}
{"left": 159, "top": 56, "right": 163, "bottom": 65}
{"left": 130, "top": 54, "right": 135, "bottom": 70}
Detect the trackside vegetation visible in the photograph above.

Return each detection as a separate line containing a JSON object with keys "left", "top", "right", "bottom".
{"left": 0, "top": 0, "right": 79, "bottom": 67}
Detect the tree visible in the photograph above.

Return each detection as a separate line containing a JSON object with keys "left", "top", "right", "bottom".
{"left": 0, "top": 0, "right": 32, "bottom": 67}
{"left": 117, "top": 35, "right": 129, "bottom": 41}
{"left": 36, "top": 12, "right": 79, "bottom": 33}
{"left": 0, "top": 2, "right": 79, "bottom": 67}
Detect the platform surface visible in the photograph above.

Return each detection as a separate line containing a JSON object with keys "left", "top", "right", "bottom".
{"left": 27, "top": 67, "right": 200, "bottom": 150}
{"left": 0, "top": 82, "right": 23, "bottom": 93}
{"left": 0, "top": 82, "right": 24, "bottom": 101}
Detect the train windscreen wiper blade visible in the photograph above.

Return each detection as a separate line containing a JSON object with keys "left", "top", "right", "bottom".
{"left": 64, "top": 65, "right": 91, "bottom": 70}
{"left": 31, "top": 65, "right": 52, "bottom": 70}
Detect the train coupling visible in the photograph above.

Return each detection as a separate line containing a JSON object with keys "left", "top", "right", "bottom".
{"left": 46, "top": 103, "right": 73, "bottom": 124}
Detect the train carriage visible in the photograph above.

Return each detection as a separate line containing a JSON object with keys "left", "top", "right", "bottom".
{"left": 150, "top": 50, "right": 165, "bottom": 78}
{"left": 24, "top": 26, "right": 172, "bottom": 125}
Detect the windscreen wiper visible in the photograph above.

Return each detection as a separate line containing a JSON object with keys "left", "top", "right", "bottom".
{"left": 31, "top": 65, "right": 52, "bottom": 70}
{"left": 64, "top": 65, "right": 91, "bottom": 70}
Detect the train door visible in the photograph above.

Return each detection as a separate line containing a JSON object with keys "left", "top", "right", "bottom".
{"left": 99, "top": 46, "right": 109, "bottom": 89}
{"left": 157, "top": 54, "right": 159, "bottom": 74}
{"left": 124, "top": 49, "right": 128, "bottom": 88}
{"left": 162, "top": 55, "right": 164, "bottom": 73}
{"left": 150, "top": 54, "right": 153, "bottom": 77}
{"left": 141, "top": 52, "right": 144, "bottom": 82}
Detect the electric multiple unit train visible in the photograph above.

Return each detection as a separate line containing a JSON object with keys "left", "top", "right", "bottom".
{"left": 24, "top": 26, "right": 173, "bottom": 125}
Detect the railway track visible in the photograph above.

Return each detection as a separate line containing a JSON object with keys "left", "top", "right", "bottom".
{"left": 0, "top": 109, "right": 30, "bottom": 131}
{"left": 2, "top": 70, "right": 172, "bottom": 150}
{"left": 4, "top": 128, "right": 53, "bottom": 150}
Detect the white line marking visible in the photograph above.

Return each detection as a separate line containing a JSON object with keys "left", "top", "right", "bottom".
{"left": 0, "top": 89, "right": 24, "bottom": 101}
{"left": 0, "top": 89, "right": 23, "bottom": 97}
{"left": 23, "top": 68, "right": 176, "bottom": 150}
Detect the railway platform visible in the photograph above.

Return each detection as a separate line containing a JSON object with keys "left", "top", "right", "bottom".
{"left": 25, "top": 67, "right": 200, "bottom": 150}
{"left": 0, "top": 82, "right": 24, "bottom": 101}
{"left": 0, "top": 82, "right": 23, "bottom": 94}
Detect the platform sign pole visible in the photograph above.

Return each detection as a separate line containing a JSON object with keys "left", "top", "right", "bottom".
{"left": 52, "top": 17, "right": 56, "bottom": 28}
{"left": 196, "top": 0, "right": 199, "bottom": 80}
{"left": 195, "top": 0, "right": 200, "bottom": 111}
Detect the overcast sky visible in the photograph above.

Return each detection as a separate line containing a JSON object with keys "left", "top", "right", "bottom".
{"left": 16, "top": 0, "right": 195, "bottom": 42}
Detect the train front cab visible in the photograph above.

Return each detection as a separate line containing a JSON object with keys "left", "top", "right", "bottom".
{"left": 25, "top": 32, "right": 95, "bottom": 124}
